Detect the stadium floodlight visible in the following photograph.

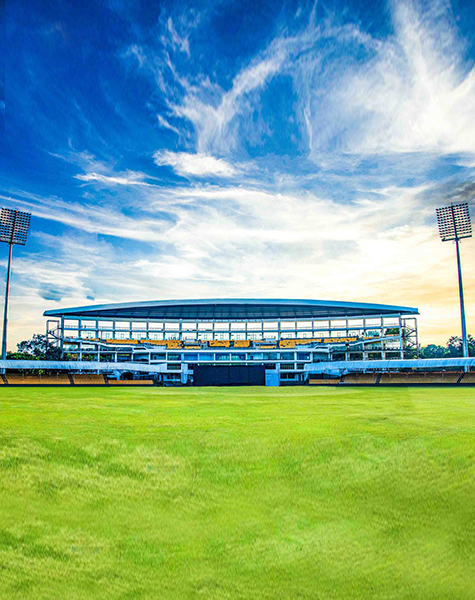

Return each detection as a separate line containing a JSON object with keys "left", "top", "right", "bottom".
{"left": 0, "top": 208, "right": 31, "bottom": 364}
{"left": 436, "top": 202, "right": 472, "bottom": 359}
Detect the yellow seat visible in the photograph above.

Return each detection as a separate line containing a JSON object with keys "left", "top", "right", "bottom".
{"left": 233, "top": 340, "right": 250, "bottom": 348}
{"left": 309, "top": 378, "right": 340, "bottom": 385}
{"left": 460, "top": 372, "right": 475, "bottom": 384}
{"left": 73, "top": 374, "right": 106, "bottom": 385}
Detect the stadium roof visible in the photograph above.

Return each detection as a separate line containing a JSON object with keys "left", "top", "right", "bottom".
{"left": 44, "top": 299, "right": 419, "bottom": 321}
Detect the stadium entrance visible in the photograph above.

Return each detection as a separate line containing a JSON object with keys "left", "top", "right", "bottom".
{"left": 193, "top": 365, "right": 265, "bottom": 386}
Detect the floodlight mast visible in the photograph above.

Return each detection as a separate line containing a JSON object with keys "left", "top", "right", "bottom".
{"left": 0, "top": 208, "right": 31, "bottom": 367}
{"left": 436, "top": 202, "right": 472, "bottom": 360}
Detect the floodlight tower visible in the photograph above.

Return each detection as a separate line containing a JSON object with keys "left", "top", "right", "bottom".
{"left": 0, "top": 208, "right": 31, "bottom": 364}
{"left": 436, "top": 202, "right": 472, "bottom": 359}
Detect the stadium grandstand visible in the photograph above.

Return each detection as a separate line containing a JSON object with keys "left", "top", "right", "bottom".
{"left": 41, "top": 298, "right": 420, "bottom": 386}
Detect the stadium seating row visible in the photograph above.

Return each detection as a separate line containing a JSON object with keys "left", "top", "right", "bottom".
{"left": 70, "top": 336, "right": 362, "bottom": 349}
{"left": 2, "top": 373, "right": 155, "bottom": 386}
{"left": 311, "top": 371, "right": 474, "bottom": 385}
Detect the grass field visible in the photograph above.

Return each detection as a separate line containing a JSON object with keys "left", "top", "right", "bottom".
{"left": 1, "top": 386, "right": 475, "bottom": 599}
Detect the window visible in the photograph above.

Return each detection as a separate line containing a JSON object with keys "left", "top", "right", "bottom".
{"left": 297, "top": 363, "right": 305, "bottom": 370}
{"left": 215, "top": 354, "right": 230, "bottom": 361}
{"left": 132, "top": 332, "right": 146, "bottom": 340}
{"left": 151, "top": 353, "right": 166, "bottom": 360}
{"left": 132, "top": 322, "right": 146, "bottom": 330}
{"left": 313, "top": 331, "right": 329, "bottom": 338}
{"left": 184, "top": 353, "right": 198, "bottom": 361}
{"left": 167, "top": 353, "right": 181, "bottom": 361}
{"left": 199, "top": 353, "right": 214, "bottom": 361}
{"left": 281, "top": 363, "right": 295, "bottom": 370}
{"left": 297, "top": 353, "right": 310, "bottom": 360}
{"left": 167, "top": 364, "right": 181, "bottom": 371}
{"left": 248, "top": 333, "right": 261, "bottom": 340}
{"left": 183, "top": 333, "right": 197, "bottom": 341}
{"left": 231, "top": 354, "right": 246, "bottom": 361}
{"left": 280, "top": 352, "right": 294, "bottom": 360}
{"left": 214, "top": 332, "right": 230, "bottom": 340}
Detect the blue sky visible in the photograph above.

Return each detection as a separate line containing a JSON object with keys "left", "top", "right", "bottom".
{"left": 1, "top": 0, "right": 474, "bottom": 346}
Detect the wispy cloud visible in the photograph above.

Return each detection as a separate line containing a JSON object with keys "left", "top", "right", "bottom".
{"left": 0, "top": 190, "right": 167, "bottom": 242}
{"left": 162, "top": 0, "right": 475, "bottom": 160}
{"left": 75, "top": 172, "right": 149, "bottom": 186}
{"left": 306, "top": 0, "right": 475, "bottom": 156}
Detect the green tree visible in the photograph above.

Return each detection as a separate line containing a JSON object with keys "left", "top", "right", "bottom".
{"left": 420, "top": 344, "right": 447, "bottom": 359}
{"left": 10, "top": 334, "right": 62, "bottom": 360}
{"left": 446, "top": 335, "right": 475, "bottom": 357}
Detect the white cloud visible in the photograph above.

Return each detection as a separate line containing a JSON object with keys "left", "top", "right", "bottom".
{"left": 297, "top": 0, "right": 475, "bottom": 157}
{"left": 153, "top": 150, "right": 237, "bottom": 177}
{"left": 0, "top": 191, "right": 166, "bottom": 242}
{"left": 75, "top": 172, "right": 148, "bottom": 186}
{"left": 157, "top": 114, "right": 181, "bottom": 136}
{"left": 163, "top": 0, "right": 475, "bottom": 160}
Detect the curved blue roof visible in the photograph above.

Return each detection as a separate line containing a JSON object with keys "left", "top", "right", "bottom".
{"left": 44, "top": 298, "right": 419, "bottom": 320}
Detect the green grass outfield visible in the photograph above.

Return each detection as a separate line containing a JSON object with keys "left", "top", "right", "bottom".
{"left": 1, "top": 386, "right": 475, "bottom": 599}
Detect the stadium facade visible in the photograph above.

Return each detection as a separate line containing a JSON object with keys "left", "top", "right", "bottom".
{"left": 44, "top": 299, "right": 419, "bottom": 385}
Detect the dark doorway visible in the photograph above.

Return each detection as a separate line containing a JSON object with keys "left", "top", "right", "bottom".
{"left": 193, "top": 365, "right": 265, "bottom": 386}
